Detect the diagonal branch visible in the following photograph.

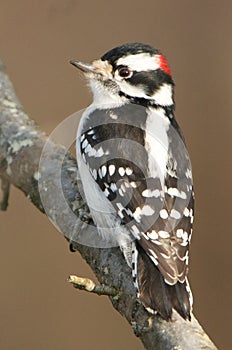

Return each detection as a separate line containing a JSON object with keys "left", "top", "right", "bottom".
{"left": 0, "top": 58, "right": 217, "bottom": 350}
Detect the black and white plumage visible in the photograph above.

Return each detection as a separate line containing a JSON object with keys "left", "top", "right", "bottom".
{"left": 71, "top": 43, "right": 194, "bottom": 321}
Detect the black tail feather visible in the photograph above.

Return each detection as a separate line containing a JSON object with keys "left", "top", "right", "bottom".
{"left": 137, "top": 244, "right": 191, "bottom": 321}
{"left": 173, "top": 282, "right": 191, "bottom": 320}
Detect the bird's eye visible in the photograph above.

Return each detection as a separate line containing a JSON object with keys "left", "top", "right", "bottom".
{"left": 117, "top": 66, "right": 132, "bottom": 78}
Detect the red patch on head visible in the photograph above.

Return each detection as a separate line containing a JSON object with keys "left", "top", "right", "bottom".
{"left": 156, "top": 55, "right": 172, "bottom": 76}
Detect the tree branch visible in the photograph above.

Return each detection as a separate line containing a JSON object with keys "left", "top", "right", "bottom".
{"left": 0, "top": 178, "right": 10, "bottom": 210}
{"left": 68, "top": 275, "right": 120, "bottom": 297}
{"left": 0, "top": 58, "right": 218, "bottom": 350}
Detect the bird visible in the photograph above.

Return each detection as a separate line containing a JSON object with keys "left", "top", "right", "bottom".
{"left": 70, "top": 43, "right": 194, "bottom": 321}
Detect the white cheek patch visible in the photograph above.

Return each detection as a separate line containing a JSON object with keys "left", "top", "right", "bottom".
{"left": 117, "top": 53, "right": 160, "bottom": 72}
{"left": 152, "top": 84, "right": 173, "bottom": 106}
{"left": 119, "top": 80, "right": 173, "bottom": 106}
{"left": 119, "top": 80, "right": 149, "bottom": 99}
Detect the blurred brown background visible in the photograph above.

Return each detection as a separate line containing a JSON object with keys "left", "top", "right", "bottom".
{"left": 0, "top": 1, "right": 231, "bottom": 349}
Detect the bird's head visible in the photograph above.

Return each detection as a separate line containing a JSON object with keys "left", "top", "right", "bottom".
{"left": 70, "top": 43, "right": 174, "bottom": 108}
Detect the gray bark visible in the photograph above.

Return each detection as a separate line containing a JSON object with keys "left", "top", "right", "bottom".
{"left": 0, "top": 59, "right": 218, "bottom": 350}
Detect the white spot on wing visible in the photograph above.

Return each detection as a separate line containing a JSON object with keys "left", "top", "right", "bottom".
{"left": 125, "top": 167, "right": 133, "bottom": 175}
{"left": 110, "top": 183, "right": 117, "bottom": 192}
{"left": 109, "top": 164, "right": 115, "bottom": 176}
{"left": 104, "top": 188, "right": 110, "bottom": 197}
{"left": 118, "top": 210, "right": 124, "bottom": 219}
{"left": 133, "top": 205, "right": 155, "bottom": 223}
{"left": 101, "top": 165, "right": 107, "bottom": 177}
{"left": 118, "top": 189, "right": 124, "bottom": 196}
{"left": 148, "top": 249, "right": 159, "bottom": 265}
{"left": 141, "top": 205, "right": 155, "bottom": 216}
{"left": 160, "top": 209, "right": 168, "bottom": 219}
{"left": 95, "top": 147, "right": 105, "bottom": 157}
{"left": 147, "top": 230, "right": 158, "bottom": 240}
{"left": 170, "top": 209, "right": 181, "bottom": 219}
{"left": 176, "top": 229, "right": 189, "bottom": 246}
{"left": 86, "top": 146, "right": 96, "bottom": 157}
{"left": 133, "top": 207, "right": 142, "bottom": 222}
{"left": 85, "top": 143, "right": 92, "bottom": 153}
{"left": 141, "top": 232, "right": 149, "bottom": 240}
{"left": 189, "top": 208, "right": 194, "bottom": 223}
{"left": 152, "top": 240, "right": 162, "bottom": 245}
{"left": 167, "top": 187, "right": 187, "bottom": 199}
{"left": 158, "top": 230, "right": 170, "bottom": 239}
{"left": 116, "top": 202, "right": 124, "bottom": 211}
{"left": 176, "top": 229, "right": 183, "bottom": 238}
{"left": 118, "top": 167, "right": 125, "bottom": 176}
{"left": 160, "top": 252, "right": 170, "bottom": 259}
{"left": 182, "top": 231, "right": 188, "bottom": 242}
{"left": 120, "top": 183, "right": 126, "bottom": 193}
{"left": 142, "top": 189, "right": 161, "bottom": 198}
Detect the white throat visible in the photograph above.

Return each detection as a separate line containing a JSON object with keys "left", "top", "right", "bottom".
{"left": 89, "top": 80, "right": 126, "bottom": 108}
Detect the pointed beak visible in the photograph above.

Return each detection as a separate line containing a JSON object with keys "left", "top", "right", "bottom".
{"left": 69, "top": 60, "right": 96, "bottom": 73}
{"left": 70, "top": 59, "right": 112, "bottom": 80}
